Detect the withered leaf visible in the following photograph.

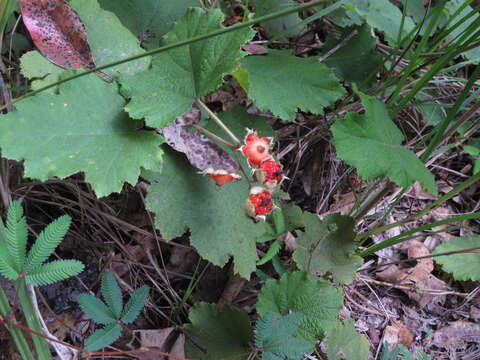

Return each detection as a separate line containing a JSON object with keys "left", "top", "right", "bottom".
{"left": 20, "top": 0, "right": 95, "bottom": 69}
{"left": 159, "top": 106, "right": 238, "bottom": 174}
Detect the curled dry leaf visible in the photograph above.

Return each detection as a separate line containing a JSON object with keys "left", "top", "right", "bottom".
{"left": 376, "top": 241, "right": 449, "bottom": 312}
{"left": 159, "top": 106, "right": 239, "bottom": 175}
{"left": 20, "top": 0, "right": 95, "bottom": 69}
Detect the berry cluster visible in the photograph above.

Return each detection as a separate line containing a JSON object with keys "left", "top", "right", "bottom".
{"left": 241, "top": 130, "right": 285, "bottom": 220}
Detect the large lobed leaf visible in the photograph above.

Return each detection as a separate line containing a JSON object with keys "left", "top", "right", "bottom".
{"left": 331, "top": 93, "right": 437, "bottom": 194}
{"left": 256, "top": 271, "right": 343, "bottom": 346}
{"left": 184, "top": 302, "right": 253, "bottom": 360}
{"left": 0, "top": 74, "right": 163, "bottom": 198}
{"left": 433, "top": 236, "right": 480, "bottom": 281}
{"left": 255, "top": 312, "right": 312, "bottom": 360}
{"left": 293, "top": 213, "right": 363, "bottom": 285}
{"left": 240, "top": 50, "right": 345, "bottom": 121}
{"left": 120, "top": 7, "right": 255, "bottom": 128}
{"left": 325, "top": 319, "right": 370, "bottom": 360}
{"left": 98, "top": 0, "right": 198, "bottom": 49}
{"left": 70, "top": 0, "right": 150, "bottom": 77}
{"left": 143, "top": 149, "right": 264, "bottom": 279}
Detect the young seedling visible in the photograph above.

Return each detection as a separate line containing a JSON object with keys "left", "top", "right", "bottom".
{"left": 77, "top": 271, "right": 150, "bottom": 351}
{"left": 0, "top": 201, "right": 84, "bottom": 360}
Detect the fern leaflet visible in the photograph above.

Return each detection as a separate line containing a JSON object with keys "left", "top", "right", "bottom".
{"left": 84, "top": 323, "right": 122, "bottom": 351}
{"left": 77, "top": 293, "right": 117, "bottom": 324}
{"left": 5, "top": 201, "right": 28, "bottom": 271}
{"left": 25, "top": 260, "right": 84, "bottom": 286}
{"left": 120, "top": 285, "right": 149, "bottom": 324}
{"left": 101, "top": 271, "right": 123, "bottom": 318}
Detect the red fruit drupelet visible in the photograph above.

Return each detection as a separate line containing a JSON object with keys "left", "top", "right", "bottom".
{"left": 240, "top": 131, "right": 273, "bottom": 167}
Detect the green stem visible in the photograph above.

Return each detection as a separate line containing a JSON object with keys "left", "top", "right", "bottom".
{"left": 0, "top": 287, "right": 33, "bottom": 359}
{"left": 196, "top": 99, "right": 241, "bottom": 146}
{"left": 0, "top": 0, "right": 330, "bottom": 112}
{"left": 16, "top": 280, "right": 52, "bottom": 360}
{"left": 357, "top": 212, "right": 480, "bottom": 257}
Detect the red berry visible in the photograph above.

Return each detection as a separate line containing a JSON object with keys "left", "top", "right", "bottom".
{"left": 245, "top": 187, "right": 274, "bottom": 220}
{"left": 240, "top": 130, "right": 273, "bottom": 167}
{"left": 258, "top": 160, "right": 284, "bottom": 185}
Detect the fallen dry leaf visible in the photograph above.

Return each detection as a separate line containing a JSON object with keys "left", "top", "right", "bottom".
{"left": 20, "top": 0, "right": 95, "bottom": 69}
{"left": 433, "top": 321, "right": 480, "bottom": 349}
{"left": 134, "top": 328, "right": 185, "bottom": 360}
{"left": 383, "top": 321, "right": 414, "bottom": 350}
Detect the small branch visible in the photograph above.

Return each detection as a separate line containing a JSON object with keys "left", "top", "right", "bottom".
{"left": 190, "top": 124, "right": 237, "bottom": 150}
{"left": 319, "top": 29, "right": 358, "bottom": 62}
{"left": 196, "top": 99, "right": 241, "bottom": 146}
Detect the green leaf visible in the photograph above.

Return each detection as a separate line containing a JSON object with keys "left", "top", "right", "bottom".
{"left": 251, "top": 0, "right": 306, "bottom": 40}
{"left": 293, "top": 213, "right": 363, "bottom": 285}
{"left": 0, "top": 74, "right": 163, "bottom": 198}
{"left": 256, "top": 271, "right": 343, "bottom": 346}
{"left": 25, "top": 260, "right": 84, "bottom": 286}
{"left": 101, "top": 271, "right": 123, "bottom": 318}
{"left": 98, "top": 0, "right": 199, "bottom": 49}
{"left": 120, "top": 285, "right": 149, "bottom": 324}
{"left": 331, "top": 93, "right": 437, "bottom": 194}
{"left": 20, "top": 51, "right": 64, "bottom": 93}
{"left": 5, "top": 201, "right": 28, "bottom": 272}
{"left": 240, "top": 50, "right": 345, "bottom": 121}
{"left": 352, "top": 0, "right": 415, "bottom": 45}
{"left": 77, "top": 293, "right": 118, "bottom": 324}
{"left": 184, "top": 302, "right": 253, "bottom": 360}
{"left": 120, "top": 7, "right": 254, "bottom": 128}
{"left": 143, "top": 149, "right": 264, "bottom": 279}
{"left": 0, "top": 241, "right": 19, "bottom": 281}
{"left": 255, "top": 312, "right": 312, "bottom": 360}
{"left": 323, "top": 24, "right": 382, "bottom": 89}
{"left": 433, "top": 236, "right": 480, "bottom": 281}
{"left": 70, "top": 0, "right": 150, "bottom": 77}
{"left": 24, "top": 215, "right": 71, "bottom": 272}
{"left": 325, "top": 319, "right": 370, "bottom": 360}
{"left": 84, "top": 323, "right": 122, "bottom": 351}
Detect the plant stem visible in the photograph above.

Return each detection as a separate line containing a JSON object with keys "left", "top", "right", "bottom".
{"left": 0, "top": 0, "right": 330, "bottom": 112}
{"left": 0, "top": 287, "right": 33, "bottom": 359}
{"left": 190, "top": 124, "right": 236, "bottom": 149}
{"left": 195, "top": 99, "right": 241, "bottom": 146}
{"left": 16, "top": 280, "right": 52, "bottom": 360}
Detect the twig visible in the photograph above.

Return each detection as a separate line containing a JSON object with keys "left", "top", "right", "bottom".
{"left": 318, "top": 29, "right": 358, "bottom": 62}
{"left": 196, "top": 99, "right": 241, "bottom": 146}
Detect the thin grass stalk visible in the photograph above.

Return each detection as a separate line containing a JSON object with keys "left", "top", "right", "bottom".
{"left": 0, "top": 0, "right": 330, "bottom": 112}
{"left": 0, "top": 288, "right": 34, "bottom": 359}
{"left": 357, "top": 211, "right": 480, "bottom": 257}
{"left": 421, "top": 64, "right": 480, "bottom": 162}
{"left": 356, "top": 171, "right": 480, "bottom": 243}
{"left": 16, "top": 280, "right": 52, "bottom": 360}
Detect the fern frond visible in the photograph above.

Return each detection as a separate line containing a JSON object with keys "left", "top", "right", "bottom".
{"left": 24, "top": 215, "right": 71, "bottom": 272}
{"left": 77, "top": 293, "right": 117, "bottom": 324}
{"left": 25, "top": 260, "right": 84, "bottom": 286}
{"left": 120, "top": 285, "right": 149, "bottom": 324}
{"left": 5, "top": 201, "right": 28, "bottom": 271}
{"left": 101, "top": 271, "right": 123, "bottom": 318}
{"left": 84, "top": 323, "right": 122, "bottom": 351}
{"left": 0, "top": 241, "right": 19, "bottom": 280}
